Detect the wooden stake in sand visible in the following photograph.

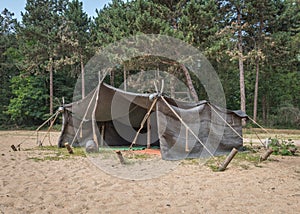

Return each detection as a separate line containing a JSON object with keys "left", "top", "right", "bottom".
{"left": 11, "top": 145, "right": 17, "bottom": 151}
{"left": 65, "top": 143, "right": 74, "bottom": 154}
{"left": 260, "top": 148, "right": 273, "bottom": 162}
{"left": 116, "top": 150, "right": 125, "bottom": 164}
{"left": 218, "top": 148, "right": 238, "bottom": 171}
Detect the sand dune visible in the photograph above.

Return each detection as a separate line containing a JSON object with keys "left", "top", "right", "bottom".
{"left": 0, "top": 131, "right": 299, "bottom": 213}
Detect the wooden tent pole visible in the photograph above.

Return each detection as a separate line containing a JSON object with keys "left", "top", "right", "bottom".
{"left": 254, "top": 130, "right": 267, "bottom": 148}
{"left": 91, "top": 80, "right": 101, "bottom": 148}
{"left": 70, "top": 87, "right": 99, "bottom": 147}
{"left": 69, "top": 69, "right": 110, "bottom": 148}
{"left": 36, "top": 110, "right": 59, "bottom": 132}
{"left": 40, "top": 110, "right": 59, "bottom": 146}
{"left": 185, "top": 127, "right": 189, "bottom": 152}
{"left": 247, "top": 116, "right": 270, "bottom": 134}
{"left": 130, "top": 98, "right": 158, "bottom": 149}
{"left": 100, "top": 125, "right": 105, "bottom": 147}
{"left": 147, "top": 117, "right": 151, "bottom": 149}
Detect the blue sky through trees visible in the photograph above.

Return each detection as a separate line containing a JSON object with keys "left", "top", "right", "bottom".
{"left": 1, "top": 0, "right": 112, "bottom": 20}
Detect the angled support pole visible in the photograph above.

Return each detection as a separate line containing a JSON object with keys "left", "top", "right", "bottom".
{"left": 130, "top": 98, "right": 158, "bottom": 149}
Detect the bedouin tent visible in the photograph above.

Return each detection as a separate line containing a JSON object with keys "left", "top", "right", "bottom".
{"left": 58, "top": 82, "right": 247, "bottom": 160}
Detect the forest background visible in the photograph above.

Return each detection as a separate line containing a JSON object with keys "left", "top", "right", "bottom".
{"left": 0, "top": 0, "right": 299, "bottom": 129}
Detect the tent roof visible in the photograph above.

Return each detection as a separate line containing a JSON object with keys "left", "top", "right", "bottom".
{"left": 64, "top": 82, "right": 247, "bottom": 120}
{"left": 64, "top": 82, "right": 247, "bottom": 121}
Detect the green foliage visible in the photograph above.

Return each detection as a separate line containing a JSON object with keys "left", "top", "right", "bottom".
{"left": 61, "top": 0, "right": 92, "bottom": 67}
{"left": 6, "top": 74, "right": 48, "bottom": 125}
{"left": 92, "top": 0, "right": 178, "bottom": 46}
{"left": 0, "top": 8, "right": 19, "bottom": 127}
{"left": 267, "top": 138, "right": 297, "bottom": 156}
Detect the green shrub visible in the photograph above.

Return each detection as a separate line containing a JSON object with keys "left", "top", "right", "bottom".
{"left": 267, "top": 138, "right": 297, "bottom": 156}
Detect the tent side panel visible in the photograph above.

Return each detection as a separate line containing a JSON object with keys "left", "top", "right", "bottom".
{"left": 58, "top": 110, "right": 93, "bottom": 147}
{"left": 157, "top": 100, "right": 244, "bottom": 160}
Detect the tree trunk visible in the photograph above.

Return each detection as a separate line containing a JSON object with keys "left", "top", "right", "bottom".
{"left": 110, "top": 69, "right": 115, "bottom": 87}
{"left": 49, "top": 57, "right": 53, "bottom": 115}
{"left": 253, "top": 12, "right": 264, "bottom": 122}
{"left": 80, "top": 54, "right": 85, "bottom": 98}
{"left": 180, "top": 64, "right": 199, "bottom": 102}
{"left": 237, "top": 7, "right": 246, "bottom": 126}
{"left": 253, "top": 57, "right": 259, "bottom": 121}
{"left": 170, "top": 74, "right": 175, "bottom": 99}
{"left": 262, "top": 95, "right": 266, "bottom": 124}
{"left": 123, "top": 64, "right": 127, "bottom": 91}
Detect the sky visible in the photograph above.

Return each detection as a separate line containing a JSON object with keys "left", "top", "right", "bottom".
{"left": 1, "top": 0, "right": 112, "bottom": 21}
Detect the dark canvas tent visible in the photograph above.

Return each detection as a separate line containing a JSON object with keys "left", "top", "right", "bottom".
{"left": 58, "top": 82, "right": 247, "bottom": 160}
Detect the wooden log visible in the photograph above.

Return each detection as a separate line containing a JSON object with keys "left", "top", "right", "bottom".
{"left": 11, "top": 145, "right": 17, "bottom": 151}
{"left": 37, "top": 140, "right": 43, "bottom": 147}
{"left": 65, "top": 143, "right": 74, "bottom": 154}
{"left": 218, "top": 148, "right": 238, "bottom": 171}
{"left": 260, "top": 148, "right": 273, "bottom": 162}
{"left": 116, "top": 150, "right": 125, "bottom": 164}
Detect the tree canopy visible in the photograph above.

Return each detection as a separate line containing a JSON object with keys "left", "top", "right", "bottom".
{"left": 0, "top": 0, "right": 299, "bottom": 129}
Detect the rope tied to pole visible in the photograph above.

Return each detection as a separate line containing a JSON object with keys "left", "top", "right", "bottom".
{"left": 247, "top": 116, "right": 270, "bottom": 134}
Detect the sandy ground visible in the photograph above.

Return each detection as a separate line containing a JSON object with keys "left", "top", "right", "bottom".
{"left": 0, "top": 131, "right": 299, "bottom": 213}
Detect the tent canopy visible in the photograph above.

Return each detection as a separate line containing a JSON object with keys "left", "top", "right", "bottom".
{"left": 58, "top": 82, "right": 247, "bottom": 160}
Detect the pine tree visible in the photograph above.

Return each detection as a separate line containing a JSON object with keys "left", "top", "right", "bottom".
{"left": 62, "top": 0, "right": 91, "bottom": 98}
{"left": 217, "top": 0, "right": 247, "bottom": 124}
{"left": 17, "top": 0, "right": 67, "bottom": 115}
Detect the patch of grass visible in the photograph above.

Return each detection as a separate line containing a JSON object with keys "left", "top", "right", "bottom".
{"left": 40, "top": 146, "right": 86, "bottom": 156}
{"left": 234, "top": 152, "right": 260, "bottom": 163}
{"left": 205, "top": 156, "right": 226, "bottom": 172}
{"left": 126, "top": 153, "right": 151, "bottom": 159}
{"left": 26, "top": 146, "right": 86, "bottom": 162}
{"left": 207, "top": 164, "right": 219, "bottom": 172}
{"left": 233, "top": 152, "right": 262, "bottom": 168}
{"left": 242, "top": 145, "right": 260, "bottom": 153}
{"left": 204, "top": 150, "right": 263, "bottom": 171}
{"left": 180, "top": 158, "right": 201, "bottom": 165}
